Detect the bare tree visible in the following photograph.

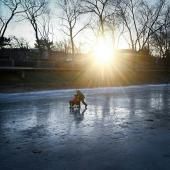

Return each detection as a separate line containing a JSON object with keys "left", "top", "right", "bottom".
{"left": 21, "top": 0, "right": 48, "bottom": 50}
{"left": 81, "top": 0, "right": 114, "bottom": 36}
{"left": 0, "top": 0, "right": 25, "bottom": 47}
{"left": 151, "top": 5, "right": 170, "bottom": 57}
{"left": 57, "top": 0, "right": 89, "bottom": 56}
{"left": 117, "top": 0, "right": 141, "bottom": 50}
{"left": 34, "top": 13, "right": 54, "bottom": 51}
{"left": 117, "top": 0, "right": 167, "bottom": 51}
{"left": 138, "top": 0, "right": 168, "bottom": 50}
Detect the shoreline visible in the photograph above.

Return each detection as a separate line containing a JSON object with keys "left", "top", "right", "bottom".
{"left": 0, "top": 81, "right": 169, "bottom": 93}
{"left": 0, "top": 69, "right": 169, "bottom": 93}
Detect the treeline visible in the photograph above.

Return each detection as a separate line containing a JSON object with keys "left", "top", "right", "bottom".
{"left": 0, "top": 0, "right": 170, "bottom": 59}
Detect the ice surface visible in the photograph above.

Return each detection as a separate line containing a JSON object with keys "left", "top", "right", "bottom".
{"left": 0, "top": 84, "right": 170, "bottom": 170}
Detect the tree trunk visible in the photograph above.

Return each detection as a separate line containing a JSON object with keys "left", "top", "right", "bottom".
{"left": 70, "top": 27, "right": 74, "bottom": 57}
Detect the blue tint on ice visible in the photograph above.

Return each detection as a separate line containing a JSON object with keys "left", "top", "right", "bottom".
{"left": 0, "top": 84, "right": 169, "bottom": 103}
{"left": 0, "top": 84, "right": 170, "bottom": 170}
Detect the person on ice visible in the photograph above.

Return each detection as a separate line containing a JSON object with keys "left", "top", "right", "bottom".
{"left": 69, "top": 90, "right": 87, "bottom": 108}
{"left": 76, "top": 90, "right": 87, "bottom": 108}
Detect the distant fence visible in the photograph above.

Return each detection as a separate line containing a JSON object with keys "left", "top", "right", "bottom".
{"left": 0, "top": 59, "right": 88, "bottom": 68}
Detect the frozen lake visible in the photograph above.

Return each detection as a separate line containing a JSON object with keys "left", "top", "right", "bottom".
{"left": 0, "top": 84, "right": 170, "bottom": 170}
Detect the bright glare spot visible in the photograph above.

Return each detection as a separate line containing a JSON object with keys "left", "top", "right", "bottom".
{"left": 93, "top": 36, "right": 114, "bottom": 66}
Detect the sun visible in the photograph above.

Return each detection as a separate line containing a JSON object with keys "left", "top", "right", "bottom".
{"left": 92, "top": 36, "right": 114, "bottom": 66}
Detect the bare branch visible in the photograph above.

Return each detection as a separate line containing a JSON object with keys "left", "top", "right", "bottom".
{"left": 73, "top": 23, "right": 90, "bottom": 38}
{"left": 56, "top": 0, "right": 87, "bottom": 55}
{"left": 0, "top": 0, "right": 25, "bottom": 38}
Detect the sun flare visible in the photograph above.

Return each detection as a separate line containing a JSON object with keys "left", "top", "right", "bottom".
{"left": 92, "top": 36, "right": 114, "bottom": 66}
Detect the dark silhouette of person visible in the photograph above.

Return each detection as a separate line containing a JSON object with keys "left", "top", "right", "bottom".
{"left": 76, "top": 90, "right": 87, "bottom": 108}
